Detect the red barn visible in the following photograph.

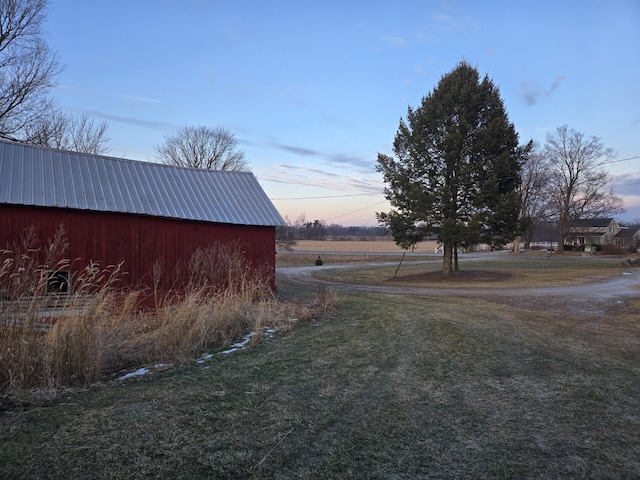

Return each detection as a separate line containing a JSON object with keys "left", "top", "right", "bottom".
{"left": 0, "top": 140, "right": 285, "bottom": 294}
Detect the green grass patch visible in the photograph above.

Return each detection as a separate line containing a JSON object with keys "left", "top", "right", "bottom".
{"left": 2, "top": 287, "right": 638, "bottom": 478}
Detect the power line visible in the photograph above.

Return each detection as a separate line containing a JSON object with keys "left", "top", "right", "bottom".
{"left": 271, "top": 155, "right": 639, "bottom": 203}
{"left": 602, "top": 156, "right": 640, "bottom": 165}
{"left": 326, "top": 200, "right": 389, "bottom": 221}
{"left": 272, "top": 156, "right": 638, "bottom": 201}
{"left": 271, "top": 193, "right": 381, "bottom": 200}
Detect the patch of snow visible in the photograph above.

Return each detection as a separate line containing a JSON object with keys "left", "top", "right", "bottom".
{"left": 117, "top": 367, "right": 150, "bottom": 381}
{"left": 220, "top": 327, "right": 279, "bottom": 355}
{"left": 221, "top": 333, "right": 251, "bottom": 354}
{"left": 197, "top": 353, "right": 214, "bottom": 364}
{"left": 118, "top": 327, "right": 282, "bottom": 379}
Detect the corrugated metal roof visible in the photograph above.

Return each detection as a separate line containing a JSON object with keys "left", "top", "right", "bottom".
{"left": 0, "top": 140, "right": 286, "bottom": 227}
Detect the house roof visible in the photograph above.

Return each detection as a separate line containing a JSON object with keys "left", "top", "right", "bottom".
{"left": 568, "top": 218, "right": 615, "bottom": 228}
{"left": 614, "top": 227, "right": 640, "bottom": 239}
{"left": 0, "top": 140, "right": 286, "bottom": 227}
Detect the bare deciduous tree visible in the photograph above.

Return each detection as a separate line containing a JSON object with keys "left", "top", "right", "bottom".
{"left": 515, "top": 141, "right": 551, "bottom": 251}
{"left": 0, "top": 0, "right": 62, "bottom": 140}
{"left": 155, "top": 125, "right": 250, "bottom": 171}
{"left": 24, "top": 112, "right": 110, "bottom": 154}
{"left": 543, "top": 125, "right": 623, "bottom": 253}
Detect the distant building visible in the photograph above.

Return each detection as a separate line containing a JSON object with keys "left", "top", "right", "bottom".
{"left": 564, "top": 218, "right": 621, "bottom": 250}
{"left": 612, "top": 225, "right": 640, "bottom": 251}
{"left": 0, "top": 140, "right": 285, "bottom": 295}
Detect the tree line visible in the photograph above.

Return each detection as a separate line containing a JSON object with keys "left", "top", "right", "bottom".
{"left": 276, "top": 214, "right": 388, "bottom": 246}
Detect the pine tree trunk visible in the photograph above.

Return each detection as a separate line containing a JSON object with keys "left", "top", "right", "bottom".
{"left": 442, "top": 241, "right": 454, "bottom": 277}
{"left": 394, "top": 252, "right": 406, "bottom": 279}
{"left": 453, "top": 244, "right": 459, "bottom": 271}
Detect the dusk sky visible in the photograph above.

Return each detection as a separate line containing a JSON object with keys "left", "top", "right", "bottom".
{"left": 45, "top": 1, "right": 640, "bottom": 225}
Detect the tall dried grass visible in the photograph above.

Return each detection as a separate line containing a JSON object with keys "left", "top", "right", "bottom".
{"left": 1, "top": 230, "right": 336, "bottom": 402}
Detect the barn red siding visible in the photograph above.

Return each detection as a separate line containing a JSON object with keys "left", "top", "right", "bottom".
{"left": 0, "top": 205, "right": 276, "bottom": 291}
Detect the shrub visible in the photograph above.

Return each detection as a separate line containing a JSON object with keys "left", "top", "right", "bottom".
{"left": 600, "top": 244, "right": 626, "bottom": 255}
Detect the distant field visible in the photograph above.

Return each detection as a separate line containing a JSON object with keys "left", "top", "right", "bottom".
{"left": 287, "top": 239, "right": 439, "bottom": 253}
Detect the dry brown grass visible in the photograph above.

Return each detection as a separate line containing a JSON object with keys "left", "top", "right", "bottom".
{"left": 1, "top": 231, "right": 337, "bottom": 402}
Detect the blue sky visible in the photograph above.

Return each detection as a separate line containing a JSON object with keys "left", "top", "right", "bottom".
{"left": 46, "top": 0, "right": 640, "bottom": 225}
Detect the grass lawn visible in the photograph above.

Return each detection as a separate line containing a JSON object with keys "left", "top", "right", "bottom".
{"left": 316, "top": 255, "right": 628, "bottom": 288}
{"left": 1, "top": 266, "right": 639, "bottom": 478}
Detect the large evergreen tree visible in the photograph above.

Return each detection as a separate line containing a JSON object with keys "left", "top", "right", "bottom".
{"left": 377, "top": 61, "right": 523, "bottom": 277}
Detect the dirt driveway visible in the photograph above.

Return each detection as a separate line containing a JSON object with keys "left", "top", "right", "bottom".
{"left": 277, "top": 255, "right": 640, "bottom": 316}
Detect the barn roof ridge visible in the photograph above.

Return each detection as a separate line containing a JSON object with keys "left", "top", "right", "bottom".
{"left": 0, "top": 138, "right": 256, "bottom": 176}
{"left": 0, "top": 139, "right": 286, "bottom": 227}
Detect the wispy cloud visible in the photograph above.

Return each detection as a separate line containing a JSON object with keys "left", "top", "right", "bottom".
{"left": 414, "top": 32, "right": 435, "bottom": 42}
{"left": 613, "top": 171, "right": 640, "bottom": 196}
{"left": 258, "top": 163, "right": 382, "bottom": 194}
{"left": 278, "top": 164, "right": 343, "bottom": 178}
{"left": 325, "top": 153, "right": 372, "bottom": 169}
{"left": 611, "top": 172, "right": 640, "bottom": 222}
{"left": 380, "top": 35, "right": 407, "bottom": 47}
{"left": 433, "top": 14, "right": 452, "bottom": 23}
{"left": 268, "top": 142, "right": 319, "bottom": 157}
{"left": 57, "top": 84, "right": 79, "bottom": 91}
{"left": 54, "top": 84, "right": 162, "bottom": 105}
{"left": 81, "top": 109, "right": 176, "bottom": 131}
{"left": 520, "top": 75, "right": 566, "bottom": 106}
{"left": 433, "top": 13, "right": 474, "bottom": 32}
{"left": 266, "top": 141, "right": 374, "bottom": 170}
{"left": 114, "top": 94, "right": 161, "bottom": 104}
